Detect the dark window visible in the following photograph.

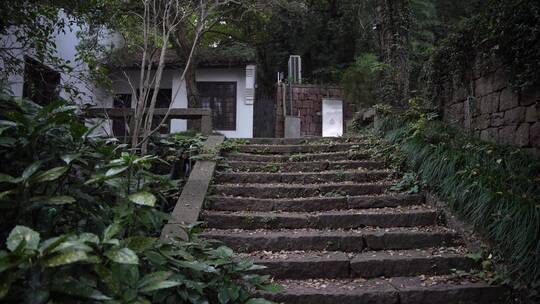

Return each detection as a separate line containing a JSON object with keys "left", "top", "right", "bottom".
{"left": 112, "top": 94, "right": 132, "bottom": 137}
{"left": 197, "top": 82, "right": 237, "bottom": 131}
{"left": 143, "top": 89, "right": 172, "bottom": 109}
{"left": 22, "top": 57, "right": 61, "bottom": 105}
{"left": 138, "top": 89, "right": 172, "bottom": 134}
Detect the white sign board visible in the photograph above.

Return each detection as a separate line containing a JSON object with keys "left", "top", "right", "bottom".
{"left": 322, "top": 99, "right": 343, "bottom": 137}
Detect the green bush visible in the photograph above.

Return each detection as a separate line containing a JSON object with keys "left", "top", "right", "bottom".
{"left": 0, "top": 84, "right": 278, "bottom": 303}
{"left": 374, "top": 108, "right": 540, "bottom": 289}
{"left": 341, "top": 53, "right": 387, "bottom": 108}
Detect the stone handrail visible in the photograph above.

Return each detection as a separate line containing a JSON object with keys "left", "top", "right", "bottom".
{"left": 86, "top": 108, "right": 213, "bottom": 135}
{"left": 160, "top": 135, "right": 225, "bottom": 240}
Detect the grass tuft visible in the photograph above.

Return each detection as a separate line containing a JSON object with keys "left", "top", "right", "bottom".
{"left": 373, "top": 111, "right": 540, "bottom": 287}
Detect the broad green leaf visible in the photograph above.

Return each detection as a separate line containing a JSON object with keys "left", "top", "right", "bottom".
{"left": 161, "top": 248, "right": 193, "bottom": 261}
{"left": 31, "top": 195, "right": 76, "bottom": 205}
{"left": 0, "top": 120, "right": 17, "bottom": 128}
{"left": 0, "top": 137, "right": 16, "bottom": 147}
{"left": 52, "top": 240, "right": 93, "bottom": 253}
{"left": 61, "top": 153, "right": 81, "bottom": 164}
{"left": 236, "top": 259, "right": 254, "bottom": 270}
{"left": 248, "top": 264, "right": 267, "bottom": 271}
{"left": 123, "top": 236, "right": 156, "bottom": 253}
{"left": 21, "top": 161, "right": 42, "bottom": 181}
{"left": 33, "top": 166, "right": 68, "bottom": 183}
{"left": 128, "top": 192, "right": 156, "bottom": 207}
{"left": 218, "top": 287, "right": 230, "bottom": 304}
{"left": 229, "top": 285, "right": 240, "bottom": 302}
{"left": 181, "top": 278, "right": 205, "bottom": 294}
{"left": 105, "top": 165, "right": 129, "bottom": 177}
{"left": 133, "top": 155, "right": 157, "bottom": 165}
{"left": 51, "top": 277, "right": 111, "bottom": 300}
{"left": 79, "top": 233, "right": 100, "bottom": 244}
{"left": 212, "top": 246, "right": 234, "bottom": 258}
{"left": 104, "top": 177, "right": 124, "bottom": 189}
{"left": 137, "top": 271, "right": 179, "bottom": 293}
{"left": 7, "top": 226, "right": 40, "bottom": 251}
{"left": 0, "top": 174, "right": 16, "bottom": 184}
{"left": 0, "top": 190, "right": 15, "bottom": 200}
{"left": 173, "top": 260, "right": 216, "bottom": 273}
{"left": 103, "top": 238, "right": 120, "bottom": 246}
{"left": 39, "top": 236, "right": 67, "bottom": 254}
{"left": 105, "top": 248, "right": 139, "bottom": 264}
{"left": 112, "top": 263, "right": 139, "bottom": 287}
{"left": 143, "top": 250, "right": 167, "bottom": 265}
{"left": 242, "top": 274, "right": 270, "bottom": 286}
{"left": 103, "top": 222, "right": 122, "bottom": 241}
{"left": 467, "top": 252, "right": 484, "bottom": 262}
{"left": 44, "top": 250, "right": 89, "bottom": 267}
{"left": 0, "top": 126, "right": 10, "bottom": 136}
{"left": 137, "top": 271, "right": 172, "bottom": 288}
{"left": 139, "top": 281, "right": 181, "bottom": 293}
{"left": 258, "top": 283, "right": 284, "bottom": 293}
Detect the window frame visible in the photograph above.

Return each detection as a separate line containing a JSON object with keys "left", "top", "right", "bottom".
{"left": 112, "top": 94, "right": 132, "bottom": 137}
{"left": 22, "top": 56, "right": 61, "bottom": 105}
{"left": 196, "top": 81, "right": 237, "bottom": 131}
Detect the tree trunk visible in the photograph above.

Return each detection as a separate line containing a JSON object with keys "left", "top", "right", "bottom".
{"left": 185, "top": 64, "right": 199, "bottom": 108}
{"left": 174, "top": 23, "right": 201, "bottom": 132}
{"left": 376, "top": 0, "right": 411, "bottom": 105}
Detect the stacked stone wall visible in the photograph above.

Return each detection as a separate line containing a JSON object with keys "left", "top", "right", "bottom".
{"left": 275, "top": 84, "right": 354, "bottom": 137}
{"left": 442, "top": 65, "right": 540, "bottom": 156}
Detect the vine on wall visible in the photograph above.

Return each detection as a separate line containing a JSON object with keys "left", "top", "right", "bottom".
{"left": 425, "top": 0, "right": 540, "bottom": 100}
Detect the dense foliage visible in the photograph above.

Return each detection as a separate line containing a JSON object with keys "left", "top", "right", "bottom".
{"left": 373, "top": 107, "right": 540, "bottom": 295}
{"left": 341, "top": 54, "right": 387, "bottom": 108}
{"left": 426, "top": 0, "right": 540, "bottom": 99}
{"left": 0, "top": 85, "right": 278, "bottom": 303}
{"left": 203, "top": 0, "right": 480, "bottom": 108}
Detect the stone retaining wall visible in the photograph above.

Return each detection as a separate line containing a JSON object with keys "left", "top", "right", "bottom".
{"left": 275, "top": 84, "right": 354, "bottom": 137}
{"left": 441, "top": 65, "right": 540, "bottom": 156}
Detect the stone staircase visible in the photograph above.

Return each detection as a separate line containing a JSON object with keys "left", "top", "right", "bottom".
{"left": 201, "top": 137, "right": 508, "bottom": 304}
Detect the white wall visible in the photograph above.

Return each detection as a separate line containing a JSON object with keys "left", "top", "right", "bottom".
{"left": 108, "top": 67, "right": 254, "bottom": 138}
{"left": 196, "top": 67, "right": 253, "bottom": 138}
{"left": 170, "top": 72, "right": 189, "bottom": 132}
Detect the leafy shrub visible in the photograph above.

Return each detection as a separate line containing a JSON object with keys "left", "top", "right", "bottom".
{"left": 0, "top": 224, "right": 279, "bottom": 303}
{"left": 341, "top": 53, "right": 387, "bottom": 108}
{"left": 0, "top": 85, "right": 278, "bottom": 303}
{"left": 374, "top": 108, "right": 540, "bottom": 292}
{"left": 390, "top": 172, "right": 420, "bottom": 194}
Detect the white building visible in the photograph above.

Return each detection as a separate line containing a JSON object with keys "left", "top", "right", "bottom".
{"left": 104, "top": 52, "right": 256, "bottom": 138}
{"left": 2, "top": 13, "right": 256, "bottom": 139}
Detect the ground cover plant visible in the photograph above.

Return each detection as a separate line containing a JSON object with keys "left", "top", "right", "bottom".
{"left": 0, "top": 84, "right": 278, "bottom": 303}
{"left": 369, "top": 105, "right": 540, "bottom": 299}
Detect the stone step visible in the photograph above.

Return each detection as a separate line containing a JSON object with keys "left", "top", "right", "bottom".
{"left": 236, "top": 143, "right": 365, "bottom": 154}
{"left": 206, "top": 194, "right": 425, "bottom": 212}
{"left": 200, "top": 227, "right": 460, "bottom": 252}
{"left": 211, "top": 182, "right": 392, "bottom": 198}
{"left": 224, "top": 151, "right": 370, "bottom": 162}
{"left": 202, "top": 207, "right": 439, "bottom": 230}
{"left": 214, "top": 170, "right": 393, "bottom": 184}
{"left": 245, "top": 137, "right": 367, "bottom": 145}
{"left": 243, "top": 248, "right": 476, "bottom": 279}
{"left": 219, "top": 160, "right": 386, "bottom": 172}
{"left": 262, "top": 276, "right": 508, "bottom": 304}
